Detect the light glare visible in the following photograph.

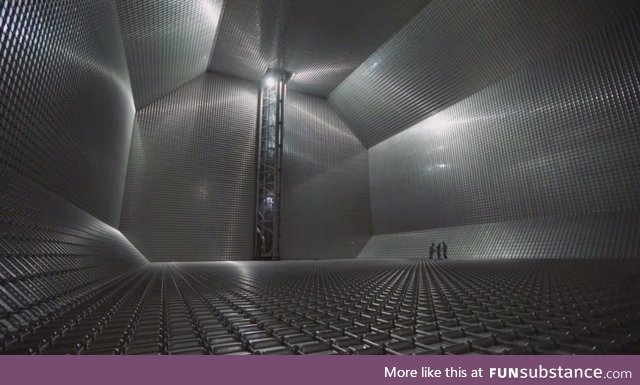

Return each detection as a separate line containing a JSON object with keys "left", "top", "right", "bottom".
{"left": 265, "top": 77, "right": 276, "bottom": 88}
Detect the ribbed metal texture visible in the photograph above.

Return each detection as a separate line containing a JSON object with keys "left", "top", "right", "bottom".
{"left": 369, "top": 12, "right": 640, "bottom": 235}
{"left": 281, "top": 92, "right": 371, "bottom": 259}
{"left": 330, "top": 0, "right": 640, "bottom": 148}
{"left": 364, "top": 12, "right": 640, "bottom": 259}
{"left": 4, "top": 260, "right": 640, "bottom": 354}
{"left": 359, "top": 211, "right": 640, "bottom": 259}
{"left": 1, "top": 0, "right": 135, "bottom": 226}
{"left": 120, "top": 73, "right": 258, "bottom": 262}
{"left": 209, "top": 0, "right": 430, "bottom": 96}
{"left": 0, "top": 2, "right": 145, "bottom": 342}
{"left": 0, "top": 169, "right": 146, "bottom": 348}
{"left": 1, "top": 170, "right": 146, "bottom": 265}
{"left": 115, "top": 0, "right": 224, "bottom": 109}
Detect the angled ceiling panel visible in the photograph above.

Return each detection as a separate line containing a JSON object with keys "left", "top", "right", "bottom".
{"left": 115, "top": 0, "right": 224, "bottom": 109}
{"left": 209, "top": 0, "right": 430, "bottom": 96}
{"left": 329, "top": 0, "right": 640, "bottom": 148}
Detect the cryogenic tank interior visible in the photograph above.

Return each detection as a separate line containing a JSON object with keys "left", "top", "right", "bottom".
{"left": 1, "top": 0, "right": 639, "bottom": 355}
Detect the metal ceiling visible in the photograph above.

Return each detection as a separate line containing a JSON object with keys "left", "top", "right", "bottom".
{"left": 101, "top": 0, "right": 640, "bottom": 141}
{"left": 115, "top": 0, "right": 224, "bottom": 109}
{"left": 208, "top": 0, "right": 431, "bottom": 96}
{"left": 329, "top": 0, "right": 640, "bottom": 148}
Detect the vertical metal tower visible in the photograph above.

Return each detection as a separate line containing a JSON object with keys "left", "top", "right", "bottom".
{"left": 255, "top": 69, "right": 291, "bottom": 260}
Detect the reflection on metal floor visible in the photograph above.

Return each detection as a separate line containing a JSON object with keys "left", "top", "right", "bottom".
{"left": 2, "top": 259, "right": 639, "bottom": 355}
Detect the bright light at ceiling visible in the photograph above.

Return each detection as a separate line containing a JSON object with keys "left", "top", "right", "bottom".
{"left": 264, "top": 77, "right": 276, "bottom": 89}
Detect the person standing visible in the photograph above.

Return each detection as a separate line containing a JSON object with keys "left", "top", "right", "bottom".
{"left": 442, "top": 242, "right": 448, "bottom": 259}
{"left": 437, "top": 243, "right": 442, "bottom": 259}
{"left": 429, "top": 243, "right": 436, "bottom": 259}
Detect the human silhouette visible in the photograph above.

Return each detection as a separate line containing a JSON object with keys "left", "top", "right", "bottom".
{"left": 442, "top": 242, "right": 448, "bottom": 259}
{"left": 429, "top": 243, "right": 435, "bottom": 259}
{"left": 437, "top": 243, "right": 442, "bottom": 259}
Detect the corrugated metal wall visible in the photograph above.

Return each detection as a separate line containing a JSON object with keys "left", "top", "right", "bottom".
{"left": 0, "top": 170, "right": 146, "bottom": 342}
{"left": 330, "top": 0, "right": 640, "bottom": 148}
{"left": 361, "top": 11, "right": 640, "bottom": 259}
{"left": 281, "top": 92, "right": 371, "bottom": 259}
{"left": 3, "top": 1, "right": 638, "bottom": 267}
{"left": 120, "top": 73, "right": 258, "bottom": 262}
{"left": 1, "top": 1, "right": 145, "bottom": 337}
{"left": 1, "top": 0, "right": 136, "bottom": 227}
{"left": 1, "top": 171, "right": 146, "bottom": 266}
{"left": 115, "top": 0, "right": 224, "bottom": 109}
{"left": 360, "top": 211, "right": 640, "bottom": 259}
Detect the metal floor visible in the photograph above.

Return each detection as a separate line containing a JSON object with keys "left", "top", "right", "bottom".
{"left": 2, "top": 259, "right": 639, "bottom": 355}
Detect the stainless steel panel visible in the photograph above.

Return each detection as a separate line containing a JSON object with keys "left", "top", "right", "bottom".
{"left": 0, "top": 3, "right": 144, "bottom": 337}
{"left": 0, "top": 169, "right": 146, "bottom": 347}
{"left": 1, "top": 0, "right": 135, "bottom": 226}
{"left": 115, "top": 0, "right": 224, "bottom": 109}
{"left": 330, "top": 0, "right": 640, "bottom": 148}
{"left": 281, "top": 92, "right": 371, "bottom": 259}
{"left": 1, "top": 170, "right": 146, "bottom": 264}
{"left": 7, "top": 260, "right": 640, "bottom": 354}
{"left": 365, "top": 12, "right": 640, "bottom": 258}
{"left": 359, "top": 211, "right": 640, "bottom": 259}
{"left": 120, "top": 73, "right": 258, "bottom": 262}
{"left": 209, "top": 0, "right": 430, "bottom": 96}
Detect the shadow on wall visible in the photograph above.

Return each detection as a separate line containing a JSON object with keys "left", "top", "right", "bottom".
{"left": 281, "top": 92, "right": 371, "bottom": 259}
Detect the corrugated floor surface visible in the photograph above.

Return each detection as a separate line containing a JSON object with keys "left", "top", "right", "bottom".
{"left": 2, "top": 259, "right": 638, "bottom": 355}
